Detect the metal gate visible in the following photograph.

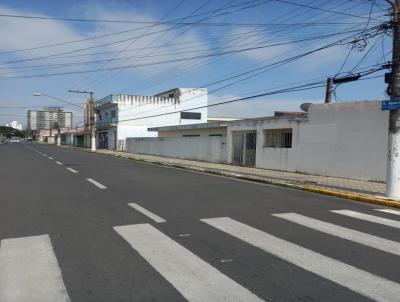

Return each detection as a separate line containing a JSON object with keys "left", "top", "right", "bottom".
{"left": 98, "top": 132, "right": 108, "bottom": 149}
{"left": 232, "top": 131, "right": 257, "bottom": 167}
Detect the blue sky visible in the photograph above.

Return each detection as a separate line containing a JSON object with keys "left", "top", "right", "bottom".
{"left": 0, "top": 0, "right": 392, "bottom": 126}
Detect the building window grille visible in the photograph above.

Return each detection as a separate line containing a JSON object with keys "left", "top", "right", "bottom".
{"left": 264, "top": 128, "right": 292, "bottom": 148}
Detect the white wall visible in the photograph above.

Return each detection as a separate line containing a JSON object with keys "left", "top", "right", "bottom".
{"left": 100, "top": 98, "right": 388, "bottom": 181}
{"left": 225, "top": 100, "right": 388, "bottom": 181}
{"left": 296, "top": 101, "right": 388, "bottom": 181}
{"left": 126, "top": 136, "right": 227, "bottom": 163}
{"left": 96, "top": 89, "right": 208, "bottom": 144}
{"left": 227, "top": 117, "right": 302, "bottom": 171}
{"left": 117, "top": 88, "right": 208, "bottom": 130}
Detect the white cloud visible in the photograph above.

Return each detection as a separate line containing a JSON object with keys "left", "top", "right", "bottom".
{"left": 0, "top": 5, "right": 88, "bottom": 56}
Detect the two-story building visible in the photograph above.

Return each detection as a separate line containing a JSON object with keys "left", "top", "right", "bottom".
{"left": 93, "top": 88, "right": 208, "bottom": 150}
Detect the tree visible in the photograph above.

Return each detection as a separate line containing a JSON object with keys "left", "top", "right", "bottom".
{"left": 0, "top": 126, "right": 24, "bottom": 138}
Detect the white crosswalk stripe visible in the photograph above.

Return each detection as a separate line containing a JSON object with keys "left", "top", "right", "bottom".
{"left": 272, "top": 212, "right": 400, "bottom": 256}
{"left": 201, "top": 217, "right": 400, "bottom": 302}
{"left": 376, "top": 208, "right": 400, "bottom": 216}
{"left": 114, "top": 223, "right": 263, "bottom": 302}
{"left": 0, "top": 235, "right": 70, "bottom": 302}
{"left": 332, "top": 210, "right": 400, "bottom": 229}
{"left": 127, "top": 203, "right": 166, "bottom": 223}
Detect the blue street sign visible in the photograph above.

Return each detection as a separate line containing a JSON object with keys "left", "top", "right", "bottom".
{"left": 382, "top": 100, "right": 400, "bottom": 111}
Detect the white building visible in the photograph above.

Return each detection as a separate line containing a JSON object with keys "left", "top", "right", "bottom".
{"left": 5, "top": 121, "right": 23, "bottom": 131}
{"left": 126, "top": 100, "right": 389, "bottom": 182}
{"left": 93, "top": 88, "right": 208, "bottom": 150}
{"left": 27, "top": 108, "right": 72, "bottom": 130}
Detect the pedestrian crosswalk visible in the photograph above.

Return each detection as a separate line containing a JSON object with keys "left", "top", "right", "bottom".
{"left": 272, "top": 212, "right": 400, "bottom": 256}
{"left": 114, "top": 223, "right": 263, "bottom": 302}
{"left": 332, "top": 209, "right": 400, "bottom": 229}
{"left": 0, "top": 235, "right": 71, "bottom": 302}
{"left": 1, "top": 207, "right": 400, "bottom": 301}
{"left": 202, "top": 216, "right": 400, "bottom": 302}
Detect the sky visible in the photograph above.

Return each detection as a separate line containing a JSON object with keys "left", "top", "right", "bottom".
{"left": 0, "top": 0, "right": 393, "bottom": 126}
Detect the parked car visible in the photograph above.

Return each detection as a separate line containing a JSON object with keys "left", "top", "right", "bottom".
{"left": 9, "top": 137, "right": 20, "bottom": 143}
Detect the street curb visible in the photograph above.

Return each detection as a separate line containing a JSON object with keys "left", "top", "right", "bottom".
{"left": 302, "top": 186, "right": 400, "bottom": 209}
{"left": 58, "top": 145, "right": 400, "bottom": 209}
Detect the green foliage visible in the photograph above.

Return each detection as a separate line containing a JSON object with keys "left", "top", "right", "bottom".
{"left": 0, "top": 126, "right": 24, "bottom": 138}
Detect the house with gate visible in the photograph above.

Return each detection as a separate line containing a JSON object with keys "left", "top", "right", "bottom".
{"left": 125, "top": 100, "right": 388, "bottom": 182}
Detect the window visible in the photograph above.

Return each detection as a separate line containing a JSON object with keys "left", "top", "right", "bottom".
{"left": 111, "top": 110, "right": 116, "bottom": 118}
{"left": 182, "top": 134, "right": 200, "bottom": 137}
{"left": 264, "top": 128, "right": 292, "bottom": 148}
{"left": 98, "top": 114, "right": 102, "bottom": 120}
{"left": 181, "top": 112, "right": 201, "bottom": 120}
{"left": 209, "top": 134, "right": 222, "bottom": 137}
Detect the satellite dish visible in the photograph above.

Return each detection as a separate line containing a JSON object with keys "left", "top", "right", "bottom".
{"left": 300, "top": 103, "right": 312, "bottom": 112}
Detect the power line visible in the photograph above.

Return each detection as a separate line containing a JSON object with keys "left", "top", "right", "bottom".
{"left": 0, "top": 0, "right": 270, "bottom": 65}
{"left": 275, "top": 0, "right": 386, "bottom": 21}
{"left": 115, "top": 65, "right": 387, "bottom": 124}
{"left": 79, "top": 0, "right": 215, "bottom": 90}
{"left": 0, "top": 26, "right": 376, "bottom": 80}
{"left": 116, "top": 0, "right": 370, "bottom": 94}
{"left": 116, "top": 27, "right": 385, "bottom": 117}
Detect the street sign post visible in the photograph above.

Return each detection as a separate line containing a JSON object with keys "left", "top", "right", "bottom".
{"left": 382, "top": 100, "right": 400, "bottom": 111}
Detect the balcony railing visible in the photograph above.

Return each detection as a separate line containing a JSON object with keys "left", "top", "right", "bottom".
{"left": 96, "top": 117, "right": 118, "bottom": 129}
{"left": 94, "top": 95, "right": 117, "bottom": 109}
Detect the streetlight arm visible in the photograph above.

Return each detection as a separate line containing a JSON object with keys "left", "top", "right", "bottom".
{"left": 33, "top": 92, "right": 83, "bottom": 108}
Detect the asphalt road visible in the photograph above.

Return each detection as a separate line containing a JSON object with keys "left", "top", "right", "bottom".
{"left": 1, "top": 143, "right": 400, "bottom": 302}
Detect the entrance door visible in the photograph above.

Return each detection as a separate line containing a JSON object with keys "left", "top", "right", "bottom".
{"left": 231, "top": 131, "right": 257, "bottom": 167}
{"left": 232, "top": 132, "right": 244, "bottom": 165}
{"left": 245, "top": 131, "right": 257, "bottom": 166}
{"left": 98, "top": 132, "right": 108, "bottom": 149}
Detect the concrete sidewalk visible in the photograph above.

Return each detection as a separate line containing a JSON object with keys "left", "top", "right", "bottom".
{"left": 61, "top": 145, "right": 400, "bottom": 208}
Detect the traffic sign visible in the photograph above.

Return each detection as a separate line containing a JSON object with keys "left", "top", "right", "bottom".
{"left": 382, "top": 100, "right": 400, "bottom": 111}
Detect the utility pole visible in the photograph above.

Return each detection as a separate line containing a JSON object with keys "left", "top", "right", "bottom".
{"left": 325, "top": 77, "right": 333, "bottom": 103}
{"left": 56, "top": 106, "right": 62, "bottom": 146}
{"left": 387, "top": 0, "right": 400, "bottom": 198}
{"left": 68, "top": 90, "right": 96, "bottom": 151}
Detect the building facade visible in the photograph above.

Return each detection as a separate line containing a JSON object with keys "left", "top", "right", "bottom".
{"left": 125, "top": 100, "right": 389, "bottom": 181}
{"left": 93, "top": 88, "right": 208, "bottom": 150}
{"left": 27, "top": 107, "right": 72, "bottom": 130}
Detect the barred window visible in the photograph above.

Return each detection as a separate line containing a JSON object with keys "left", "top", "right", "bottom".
{"left": 264, "top": 128, "right": 292, "bottom": 148}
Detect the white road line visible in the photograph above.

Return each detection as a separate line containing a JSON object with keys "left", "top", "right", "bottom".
{"left": 376, "top": 208, "right": 400, "bottom": 216}
{"left": 48, "top": 157, "right": 53, "bottom": 160}
{"left": 42, "top": 153, "right": 47, "bottom": 156}
{"left": 331, "top": 210, "right": 400, "bottom": 229}
{"left": 201, "top": 217, "right": 400, "bottom": 302}
{"left": 86, "top": 178, "right": 107, "bottom": 189}
{"left": 273, "top": 213, "right": 400, "bottom": 256}
{"left": 66, "top": 168, "right": 78, "bottom": 174}
{"left": 55, "top": 161, "right": 63, "bottom": 165}
{"left": 127, "top": 203, "right": 166, "bottom": 223}
{"left": 0, "top": 235, "right": 71, "bottom": 302}
{"left": 114, "top": 223, "right": 263, "bottom": 302}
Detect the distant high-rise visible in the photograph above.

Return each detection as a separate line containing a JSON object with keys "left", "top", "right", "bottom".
{"left": 27, "top": 107, "right": 72, "bottom": 130}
